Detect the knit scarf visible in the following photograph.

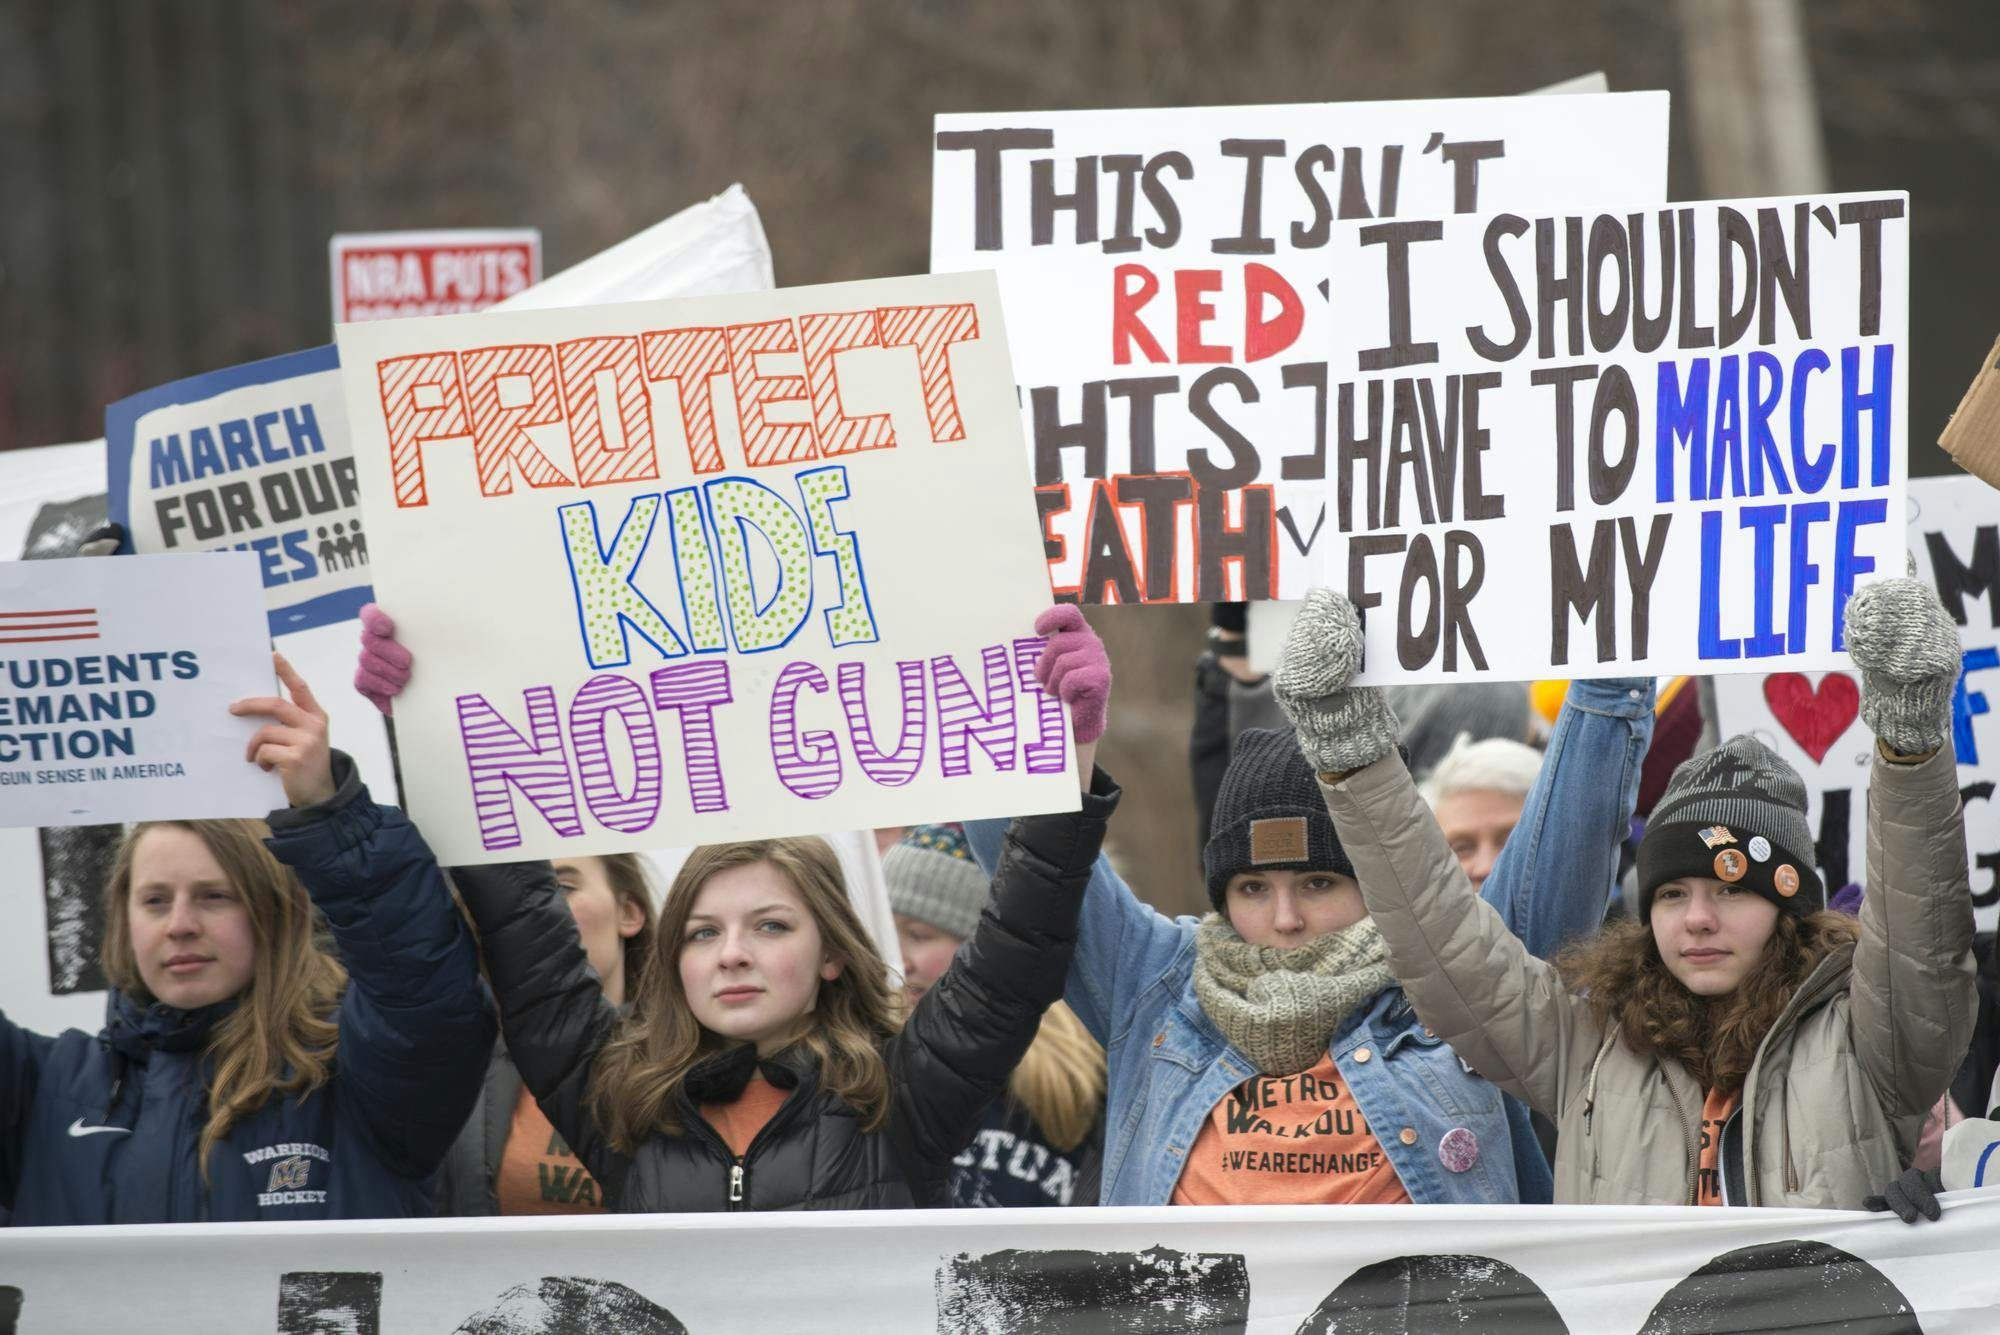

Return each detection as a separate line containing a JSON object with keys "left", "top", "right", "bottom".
{"left": 1192, "top": 914, "right": 1396, "bottom": 1077}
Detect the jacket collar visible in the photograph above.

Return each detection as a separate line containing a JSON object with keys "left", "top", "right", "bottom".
{"left": 682, "top": 1041, "right": 814, "bottom": 1105}
{"left": 104, "top": 988, "right": 236, "bottom": 1060}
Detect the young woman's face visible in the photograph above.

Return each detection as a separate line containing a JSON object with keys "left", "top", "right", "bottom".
{"left": 1650, "top": 876, "right": 1781, "bottom": 996}
{"left": 555, "top": 857, "right": 646, "bottom": 1007}
{"left": 893, "top": 913, "right": 965, "bottom": 1006}
{"left": 126, "top": 826, "right": 258, "bottom": 1010}
{"left": 678, "top": 861, "right": 842, "bottom": 1054}
{"left": 1224, "top": 869, "right": 1366, "bottom": 948}
{"left": 1433, "top": 787, "right": 1524, "bottom": 893}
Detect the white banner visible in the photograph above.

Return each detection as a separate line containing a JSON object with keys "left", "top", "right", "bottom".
{"left": 1715, "top": 473, "right": 2000, "bottom": 930}
{"left": 930, "top": 92, "right": 1669, "bottom": 604}
{"left": 335, "top": 271, "right": 1075, "bottom": 865}
{"left": 1323, "top": 192, "right": 1909, "bottom": 684}
{"left": 0, "top": 553, "right": 283, "bottom": 827}
{"left": 0, "top": 1199, "right": 1994, "bottom": 1331}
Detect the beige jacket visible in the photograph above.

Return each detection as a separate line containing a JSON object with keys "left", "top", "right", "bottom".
{"left": 1321, "top": 746, "right": 1976, "bottom": 1208}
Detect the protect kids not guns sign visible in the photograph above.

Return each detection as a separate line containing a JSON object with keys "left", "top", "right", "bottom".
{"left": 1322, "top": 191, "right": 1909, "bottom": 684}
{"left": 336, "top": 272, "right": 1076, "bottom": 865}
{"left": 930, "top": 92, "right": 1669, "bottom": 604}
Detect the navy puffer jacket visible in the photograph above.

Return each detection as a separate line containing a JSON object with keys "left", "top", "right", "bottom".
{"left": 0, "top": 753, "right": 495, "bottom": 1225}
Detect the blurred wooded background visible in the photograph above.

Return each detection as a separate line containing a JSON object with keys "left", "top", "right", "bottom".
{"left": 3, "top": 0, "right": 1996, "bottom": 912}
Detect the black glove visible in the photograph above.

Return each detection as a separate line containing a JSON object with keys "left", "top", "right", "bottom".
{"left": 1863, "top": 1166, "right": 1943, "bottom": 1223}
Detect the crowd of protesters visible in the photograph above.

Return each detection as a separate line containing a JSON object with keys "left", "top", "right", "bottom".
{"left": 0, "top": 559, "right": 1988, "bottom": 1228}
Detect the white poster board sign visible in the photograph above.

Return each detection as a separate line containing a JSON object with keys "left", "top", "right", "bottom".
{"left": 0, "top": 1198, "right": 1993, "bottom": 1331}
{"left": 1715, "top": 473, "right": 2000, "bottom": 929}
{"left": 931, "top": 91, "right": 1669, "bottom": 603}
{"left": 1322, "top": 191, "right": 1909, "bottom": 683}
{"left": 337, "top": 272, "right": 1075, "bottom": 865}
{"left": 0, "top": 552, "right": 283, "bottom": 827}
{"left": 494, "top": 184, "right": 775, "bottom": 311}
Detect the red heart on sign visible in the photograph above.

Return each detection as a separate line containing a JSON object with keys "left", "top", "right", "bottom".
{"left": 1762, "top": 673, "right": 1860, "bottom": 764}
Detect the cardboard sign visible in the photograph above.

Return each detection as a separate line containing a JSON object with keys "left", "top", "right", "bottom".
{"left": 1715, "top": 473, "right": 2000, "bottom": 929}
{"left": 931, "top": 92, "right": 1669, "bottom": 603}
{"left": 0, "top": 1198, "right": 1995, "bottom": 1331}
{"left": 330, "top": 227, "right": 541, "bottom": 323}
{"left": 336, "top": 272, "right": 1075, "bottom": 865}
{"left": 106, "top": 346, "right": 370, "bottom": 636}
{"left": 0, "top": 552, "right": 283, "bottom": 828}
{"left": 1322, "top": 191, "right": 1909, "bottom": 684}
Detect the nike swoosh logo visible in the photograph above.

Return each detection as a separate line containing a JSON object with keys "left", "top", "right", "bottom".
{"left": 67, "top": 1118, "right": 131, "bottom": 1138}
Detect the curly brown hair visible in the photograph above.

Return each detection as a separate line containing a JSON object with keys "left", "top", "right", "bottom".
{"left": 1553, "top": 909, "right": 1858, "bottom": 1094}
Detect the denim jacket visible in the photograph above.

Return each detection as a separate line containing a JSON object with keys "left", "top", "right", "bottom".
{"left": 964, "top": 677, "right": 1654, "bottom": 1206}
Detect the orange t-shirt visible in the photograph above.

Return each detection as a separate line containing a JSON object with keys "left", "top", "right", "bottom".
{"left": 1171, "top": 1052, "right": 1412, "bottom": 1206}
{"left": 495, "top": 1084, "right": 607, "bottom": 1214}
{"left": 1695, "top": 1086, "right": 1741, "bottom": 1206}
{"left": 699, "top": 1074, "right": 790, "bottom": 1157}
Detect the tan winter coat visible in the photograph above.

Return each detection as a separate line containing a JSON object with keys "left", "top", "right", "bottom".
{"left": 1320, "top": 745, "right": 1976, "bottom": 1209}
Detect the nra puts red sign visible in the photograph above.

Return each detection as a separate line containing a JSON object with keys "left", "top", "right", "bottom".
{"left": 330, "top": 228, "right": 541, "bottom": 324}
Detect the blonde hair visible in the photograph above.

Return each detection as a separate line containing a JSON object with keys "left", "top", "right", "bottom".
{"left": 588, "top": 838, "right": 902, "bottom": 1154}
{"left": 1006, "top": 1001, "right": 1105, "bottom": 1152}
{"left": 102, "top": 820, "right": 345, "bottom": 1180}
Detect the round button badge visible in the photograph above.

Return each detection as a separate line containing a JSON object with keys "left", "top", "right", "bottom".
{"left": 1774, "top": 864, "right": 1800, "bottom": 897}
{"left": 1713, "top": 849, "right": 1748, "bottom": 882}
{"left": 1747, "top": 836, "right": 1771, "bottom": 863}
{"left": 1438, "top": 1127, "right": 1480, "bottom": 1174}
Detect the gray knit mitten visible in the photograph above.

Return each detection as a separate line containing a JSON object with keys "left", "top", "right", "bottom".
{"left": 1844, "top": 574, "right": 1960, "bottom": 756}
{"left": 1272, "top": 588, "right": 1400, "bottom": 774}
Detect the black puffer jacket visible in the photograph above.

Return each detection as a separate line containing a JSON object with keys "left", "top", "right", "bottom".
{"left": 453, "top": 772, "right": 1117, "bottom": 1212}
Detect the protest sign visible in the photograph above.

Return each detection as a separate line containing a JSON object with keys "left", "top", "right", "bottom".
{"left": 1714, "top": 473, "right": 2000, "bottom": 929}
{"left": 331, "top": 227, "right": 541, "bottom": 323}
{"left": 0, "top": 552, "right": 283, "bottom": 828}
{"left": 0, "top": 1197, "right": 1994, "bottom": 1331}
{"left": 336, "top": 272, "right": 1074, "bottom": 865}
{"left": 1320, "top": 190, "right": 1909, "bottom": 684}
{"left": 106, "top": 346, "right": 370, "bottom": 636}
{"left": 931, "top": 91, "right": 1669, "bottom": 604}
{"left": 0, "top": 441, "right": 397, "bottom": 1039}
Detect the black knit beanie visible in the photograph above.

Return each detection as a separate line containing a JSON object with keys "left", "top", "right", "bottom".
{"left": 1636, "top": 734, "right": 1824, "bottom": 919}
{"left": 1202, "top": 728, "right": 1354, "bottom": 912}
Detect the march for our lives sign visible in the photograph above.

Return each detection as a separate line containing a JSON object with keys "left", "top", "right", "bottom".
{"left": 106, "top": 346, "right": 373, "bottom": 635}
{"left": 0, "top": 553, "right": 284, "bottom": 827}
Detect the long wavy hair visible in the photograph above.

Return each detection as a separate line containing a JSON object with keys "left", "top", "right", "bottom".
{"left": 1554, "top": 908, "right": 1858, "bottom": 1094}
{"left": 588, "top": 838, "right": 902, "bottom": 1154}
{"left": 102, "top": 820, "right": 346, "bottom": 1180}
{"left": 1005, "top": 1000, "right": 1105, "bottom": 1152}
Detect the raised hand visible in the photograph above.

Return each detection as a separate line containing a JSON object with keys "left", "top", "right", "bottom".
{"left": 230, "top": 653, "right": 337, "bottom": 808}
{"left": 1272, "top": 588, "right": 1400, "bottom": 776}
{"left": 1844, "top": 574, "right": 1960, "bottom": 757}
{"left": 355, "top": 603, "right": 413, "bottom": 716}
{"left": 1034, "top": 604, "right": 1112, "bottom": 745}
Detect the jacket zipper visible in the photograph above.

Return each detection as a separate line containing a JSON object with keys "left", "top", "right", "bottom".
{"left": 1659, "top": 1066, "right": 1700, "bottom": 1205}
{"left": 678, "top": 1060, "right": 813, "bottom": 1211}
